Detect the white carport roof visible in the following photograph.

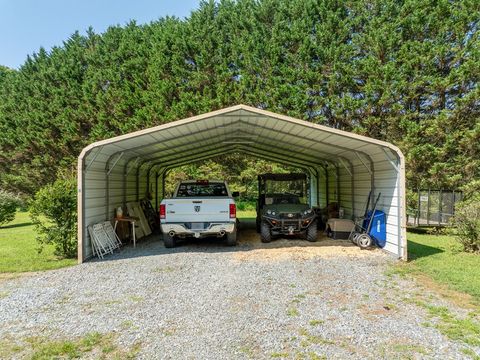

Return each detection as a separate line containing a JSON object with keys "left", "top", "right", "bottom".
{"left": 79, "top": 104, "right": 404, "bottom": 173}
{"left": 78, "top": 104, "right": 407, "bottom": 262}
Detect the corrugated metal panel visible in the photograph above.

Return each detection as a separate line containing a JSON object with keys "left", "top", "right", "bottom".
{"left": 79, "top": 104, "right": 406, "bottom": 262}
{"left": 317, "top": 169, "right": 327, "bottom": 208}
{"left": 328, "top": 167, "right": 337, "bottom": 204}
{"left": 138, "top": 170, "right": 148, "bottom": 201}
{"left": 338, "top": 165, "right": 353, "bottom": 219}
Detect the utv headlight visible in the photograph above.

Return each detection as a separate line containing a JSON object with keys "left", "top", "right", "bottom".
{"left": 267, "top": 209, "right": 272, "bottom": 215}
{"left": 304, "top": 209, "right": 313, "bottom": 215}
{"left": 272, "top": 211, "right": 276, "bottom": 216}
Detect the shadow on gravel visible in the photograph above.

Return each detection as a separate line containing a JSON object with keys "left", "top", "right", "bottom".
{"left": 92, "top": 218, "right": 359, "bottom": 263}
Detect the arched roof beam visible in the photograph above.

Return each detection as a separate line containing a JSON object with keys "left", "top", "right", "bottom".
{"left": 109, "top": 117, "right": 367, "bottom": 171}
{"left": 109, "top": 120, "right": 243, "bottom": 163}
{"left": 236, "top": 148, "right": 317, "bottom": 174}
{"left": 237, "top": 144, "right": 327, "bottom": 170}
{"left": 155, "top": 149, "right": 317, "bottom": 178}
{"left": 230, "top": 119, "right": 374, "bottom": 172}
{"left": 122, "top": 125, "right": 341, "bottom": 169}
{"left": 137, "top": 137, "right": 333, "bottom": 173}
{"left": 149, "top": 146, "right": 318, "bottom": 176}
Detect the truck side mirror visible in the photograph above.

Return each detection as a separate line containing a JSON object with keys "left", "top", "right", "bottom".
{"left": 232, "top": 191, "right": 240, "bottom": 197}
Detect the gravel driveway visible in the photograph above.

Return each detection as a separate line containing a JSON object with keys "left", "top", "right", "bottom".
{"left": 0, "top": 221, "right": 475, "bottom": 359}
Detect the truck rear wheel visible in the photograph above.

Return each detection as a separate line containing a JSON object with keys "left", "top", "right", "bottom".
{"left": 306, "top": 220, "right": 318, "bottom": 242}
{"left": 260, "top": 222, "right": 272, "bottom": 243}
{"left": 226, "top": 230, "right": 237, "bottom": 246}
{"left": 164, "top": 234, "right": 177, "bottom": 248}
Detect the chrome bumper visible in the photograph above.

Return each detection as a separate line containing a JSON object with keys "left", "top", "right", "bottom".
{"left": 161, "top": 222, "right": 236, "bottom": 238}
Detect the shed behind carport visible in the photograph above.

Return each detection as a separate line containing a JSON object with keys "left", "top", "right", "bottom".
{"left": 77, "top": 104, "right": 407, "bottom": 262}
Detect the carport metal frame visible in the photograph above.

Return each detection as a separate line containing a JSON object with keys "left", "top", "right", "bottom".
{"left": 133, "top": 145, "right": 346, "bottom": 218}
{"left": 78, "top": 104, "right": 407, "bottom": 263}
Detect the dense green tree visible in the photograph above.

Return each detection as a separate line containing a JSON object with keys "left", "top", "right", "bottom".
{"left": 165, "top": 155, "right": 300, "bottom": 197}
{"left": 0, "top": 0, "right": 478, "bottom": 194}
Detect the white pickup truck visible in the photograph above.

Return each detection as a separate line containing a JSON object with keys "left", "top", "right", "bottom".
{"left": 160, "top": 180, "right": 238, "bottom": 248}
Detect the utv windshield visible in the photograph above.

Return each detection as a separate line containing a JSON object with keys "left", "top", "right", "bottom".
{"left": 176, "top": 182, "right": 228, "bottom": 197}
{"left": 265, "top": 179, "right": 306, "bottom": 204}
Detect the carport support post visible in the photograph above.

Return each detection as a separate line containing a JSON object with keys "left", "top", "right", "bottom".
{"left": 336, "top": 165, "right": 340, "bottom": 207}
{"left": 155, "top": 171, "right": 159, "bottom": 211}
{"left": 398, "top": 153, "right": 407, "bottom": 260}
{"left": 161, "top": 171, "right": 166, "bottom": 199}
{"left": 105, "top": 169, "right": 109, "bottom": 220}
{"left": 308, "top": 170, "right": 317, "bottom": 206}
{"left": 146, "top": 167, "right": 151, "bottom": 200}
{"left": 123, "top": 164, "right": 127, "bottom": 206}
{"left": 325, "top": 166, "right": 329, "bottom": 206}
{"left": 77, "top": 156, "right": 86, "bottom": 264}
{"left": 351, "top": 164, "right": 355, "bottom": 219}
{"left": 136, "top": 166, "right": 140, "bottom": 202}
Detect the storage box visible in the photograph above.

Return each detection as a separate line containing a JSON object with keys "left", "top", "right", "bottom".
{"left": 326, "top": 218, "right": 355, "bottom": 240}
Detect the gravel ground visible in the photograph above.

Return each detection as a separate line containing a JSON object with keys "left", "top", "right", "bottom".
{"left": 0, "top": 221, "right": 477, "bottom": 359}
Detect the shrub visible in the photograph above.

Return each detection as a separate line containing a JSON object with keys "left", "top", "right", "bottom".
{"left": 235, "top": 200, "right": 256, "bottom": 211}
{"left": 452, "top": 194, "right": 480, "bottom": 253}
{"left": 0, "top": 190, "right": 22, "bottom": 226}
{"left": 30, "top": 177, "right": 77, "bottom": 258}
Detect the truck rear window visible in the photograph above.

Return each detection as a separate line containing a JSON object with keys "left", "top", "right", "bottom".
{"left": 176, "top": 183, "right": 228, "bottom": 197}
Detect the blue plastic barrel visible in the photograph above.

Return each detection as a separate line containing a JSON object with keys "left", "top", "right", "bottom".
{"left": 365, "top": 210, "right": 386, "bottom": 247}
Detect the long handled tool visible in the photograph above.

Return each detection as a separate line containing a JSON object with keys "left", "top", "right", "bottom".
{"left": 364, "top": 190, "right": 372, "bottom": 218}
{"left": 357, "top": 192, "right": 382, "bottom": 249}
{"left": 350, "top": 190, "right": 372, "bottom": 243}
{"left": 365, "top": 193, "right": 381, "bottom": 234}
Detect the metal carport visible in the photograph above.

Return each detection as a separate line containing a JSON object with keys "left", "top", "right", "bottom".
{"left": 77, "top": 104, "right": 407, "bottom": 262}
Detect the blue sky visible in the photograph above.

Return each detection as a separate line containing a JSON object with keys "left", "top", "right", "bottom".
{"left": 0, "top": 0, "right": 201, "bottom": 69}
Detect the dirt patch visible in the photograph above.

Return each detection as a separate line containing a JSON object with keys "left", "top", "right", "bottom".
{"left": 233, "top": 228, "right": 382, "bottom": 262}
{"left": 412, "top": 273, "right": 478, "bottom": 310}
{"left": 0, "top": 272, "right": 34, "bottom": 284}
{"left": 358, "top": 303, "right": 397, "bottom": 320}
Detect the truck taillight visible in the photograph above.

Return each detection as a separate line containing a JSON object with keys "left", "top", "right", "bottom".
{"left": 160, "top": 204, "right": 166, "bottom": 219}
{"left": 229, "top": 203, "right": 236, "bottom": 218}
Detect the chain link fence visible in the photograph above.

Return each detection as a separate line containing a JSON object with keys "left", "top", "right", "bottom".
{"left": 408, "top": 190, "right": 463, "bottom": 226}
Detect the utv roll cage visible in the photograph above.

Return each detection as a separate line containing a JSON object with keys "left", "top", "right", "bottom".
{"left": 257, "top": 173, "right": 307, "bottom": 209}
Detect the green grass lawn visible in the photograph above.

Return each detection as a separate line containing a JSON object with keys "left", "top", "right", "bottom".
{"left": 403, "top": 229, "right": 480, "bottom": 303}
{"left": 0, "top": 211, "right": 76, "bottom": 273}
{"left": 237, "top": 209, "right": 256, "bottom": 220}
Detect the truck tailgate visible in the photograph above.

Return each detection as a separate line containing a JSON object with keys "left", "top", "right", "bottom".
{"left": 164, "top": 198, "right": 232, "bottom": 223}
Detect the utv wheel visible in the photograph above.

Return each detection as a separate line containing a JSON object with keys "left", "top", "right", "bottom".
{"left": 306, "top": 220, "right": 318, "bottom": 242}
{"left": 164, "top": 234, "right": 177, "bottom": 248}
{"left": 226, "top": 230, "right": 237, "bottom": 246}
{"left": 357, "top": 234, "right": 373, "bottom": 249}
{"left": 260, "top": 222, "right": 272, "bottom": 243}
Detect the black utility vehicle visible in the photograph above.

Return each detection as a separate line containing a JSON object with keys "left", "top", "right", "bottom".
{"left": 256, "top": 173, "right": 318, "bottom": 243}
